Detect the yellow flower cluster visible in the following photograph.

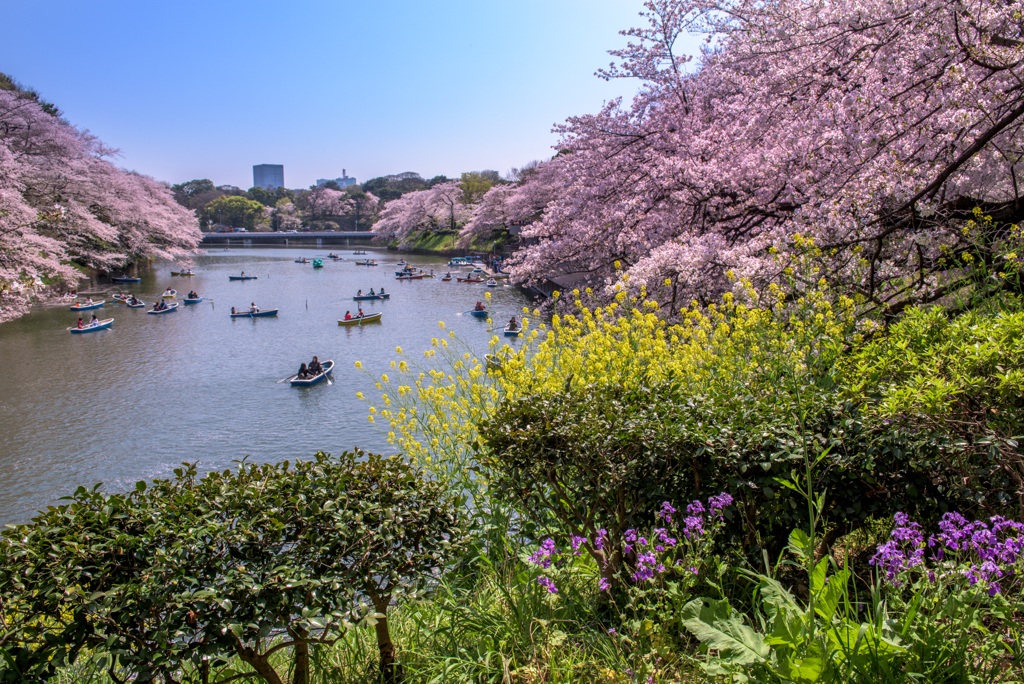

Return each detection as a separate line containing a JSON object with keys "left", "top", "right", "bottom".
{"left": 357, "top": 282, "right": 859, "bottom": 492}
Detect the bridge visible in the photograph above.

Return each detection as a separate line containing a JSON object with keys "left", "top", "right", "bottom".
{"left": 201, "top": 231, "right": 377, "bottom": 246}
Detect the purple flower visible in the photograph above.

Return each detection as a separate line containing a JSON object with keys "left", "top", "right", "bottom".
{"left": 659, "top": 501, "right": 677, "bottom": 523}
{"left": 570, "top": 535, "right": 586, "bottom": 555}
{"left": 528, "top": 538, "right": 560, "bottom": 569}
{"left": 708, "top": 492, "right": 734, "bottom": 514}
{"left": 687, "top": 500, "right": 706, "bottom": 516}
{"left": 594, "top": 529, "right": 608, "bottom": 550}
{"left": 599, "top": 578, "right": 611, "bottom": 592}
{"left": 607, "top": 627, "right": 616, "bottom": 635}
{"left": 684, "top": 516, "right": 705, "bottom": 539}
{"left": 537, "top": 576, "right": 557, "bottom": 594}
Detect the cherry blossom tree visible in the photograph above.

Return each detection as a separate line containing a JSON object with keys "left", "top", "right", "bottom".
{"left": 509, "top": 0, "right": 1024, "bottom": 317}
{"left": 373, "top": 181, "right": 474, "bottom": 245}
{"left": 0, "top": 89, "right": 201, "bottom": 322}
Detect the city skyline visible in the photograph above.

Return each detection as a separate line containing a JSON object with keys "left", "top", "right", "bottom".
{"left": 0, "top": 0, "right": 705, "bottom": 190}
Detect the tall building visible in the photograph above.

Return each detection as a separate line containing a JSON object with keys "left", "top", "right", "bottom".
{"left": 253, "top": 164, "right": 284, "bottom": 190}
{"left": 316, "top": 168, "right": 357, "bottom": 188}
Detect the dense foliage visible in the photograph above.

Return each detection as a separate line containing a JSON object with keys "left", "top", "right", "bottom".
{"left": 0, "top": 451, "right": 465, "bottom": 684}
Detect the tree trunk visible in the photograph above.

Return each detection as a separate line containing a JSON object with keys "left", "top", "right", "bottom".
{"left": 291, "top": 639, "right": 309, "bottom": 684}
{"left": 236, "top": 648, "right": 285, "bottom": 684}
{"left": 368, "top": 590, "right": 402, "bottom": 683}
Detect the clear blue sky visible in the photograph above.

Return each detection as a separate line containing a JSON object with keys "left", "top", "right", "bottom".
{"left": 2, "top": 0, "right": 700, "bottom": 190}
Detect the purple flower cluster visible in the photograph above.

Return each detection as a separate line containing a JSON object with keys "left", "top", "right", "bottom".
{"left": 658, "top": 501, "right": 677, "bottom": 523}
{"left": 871, "top": 512, "right": 1024, "bottom": 595}
{"left": 528, "top": 538, "right": 561, "bottom": 569}
{"left": 537, "top": 576, "right": 558, "bottom": 594}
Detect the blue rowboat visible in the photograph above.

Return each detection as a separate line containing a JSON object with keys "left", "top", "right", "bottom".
{"left": 127, "top": 300, "right": 146, "bottom": 308}
{"left": 111, "top": 277, "right": 141, "bottom": 283}
{"left": 288, "top": 360, "right": 334, "bottom": 387}
{"left": 338, "top": 312, "right": 382, "bottom": 326}
{"left": 68, "top": 318, "right": 113, "bottom": 333}
{"left": 353, "top": 294, "right": 378, "bottom": 301}
{"left": 378, "top": 293, "right": 390, "bottom": 299}
{"left": 230, "top": 308, "right": 278, "bottom": 318}
{"left": 470, "top": 309, "right": 488, "bottom": 319}
{"left": 148, "top": 303, "right": 179, "bottom": 315}
{"left": 183, "top": 297, "right": 204, "bottom": 304}
{"left": 70, "top": 301, "right": 104, "bottom": 311}
{"left": 504, "top": 324, "right": 522, "bottom": 337}
{"left": 228, "top": 275, "right": 258, "bottom": 281}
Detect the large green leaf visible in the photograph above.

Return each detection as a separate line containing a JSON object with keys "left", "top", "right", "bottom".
{"left": 681, "top": 598, "right": 770, "bottom": 665}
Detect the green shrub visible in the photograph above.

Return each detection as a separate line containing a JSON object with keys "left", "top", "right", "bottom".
{"left": 0, "top": 451, "right": 466, "bottom": 684}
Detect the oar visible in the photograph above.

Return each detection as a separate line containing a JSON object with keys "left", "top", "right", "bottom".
{"left": 277, "top": 374, "right": 297, "bottom": 383}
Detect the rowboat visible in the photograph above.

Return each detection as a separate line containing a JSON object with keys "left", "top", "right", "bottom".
{"left": 111, "top": 294, "right": 129, "bottom": 302}
{"left": 170, "top": 270, "right": 195, "bottom": 276}
{"left": 111, "top": 277, "right": 141, "bottom": 283}
{"left": 504, "top": 324, "right": 522, "bottom": 337}
{"left": 353, "top": 294, "right": 379, "bottom": 301}
{"left": 70, "top": 300, "right": 104, "bottom": 311}
{"left": 338, "top": 312, "right": 382, "bottom": 326}
{"left": 162, "top": 290, "right": 177, "bottom": 298}
{"left": 472, "top": 268, "right": 485, "bottom": 274}
{"left": 183, "top": 297, "right": 204, "bottom": 304}
{"left": 228, "top": 275, "right": 258, "bottom": 281}
{"left": 288, "top": 360, "right": 335, "bottom": 387}
{"left": 327, "top": 253, "right": 340, "bottom": 259}
{"left": 127, "top": 299, "right": 146, "bottom": 308}
{"left": 312, "top": 259, "right": 324, "bottom": 268}
{"left": 396, "top": 274, "right": 425, "bottom": 280}
{"left": 448, "top": 258, "right": 468, "bottom": 266}
{"left": 485, "top": 354, "right": 503, "bottom": 371}
{"left": 378, "top": 293, "right": 391, "bottom": 299}
{"left": 68, "top": 318, "right": 113, "bottom": 333}
{"left": 230, "top": 308, "right": 278, "bottom": 318}
{"left": 441, "top": 276, "right": 452, "bottom": 282}
{"left": 396, "top": 260, "right": 407, "bottom": 266}
{"left": 352, "top": 251, "right": 367, "bottom": 255}
{"left": 294, "top": 258, "right": 309, "bottom": 264}
{"left": 470, "top": 309, "right": 488, "bottom": 319}
{"left": 486, "top": 279, "right": 498, "bottom": 287}
{"left": 354, "top": 260, "right": 377, "bottom": 266}
{"left": 148, "top": 303, "right": 179, "bottom": 315}
{"left": 457, "top": 277, "right": 483, "bottom": 283}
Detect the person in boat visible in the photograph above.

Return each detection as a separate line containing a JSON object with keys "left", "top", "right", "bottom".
{"left": 369, "top": 288, "right": 375, "bottom": 296}
{"left": 379, "top": 287, "right": 385, "bottom": 295}
{"left": 344, "top": 310, "right": 352, "bottom": 320}
{"left": 297, "top": 362, "right": 309, "bottom": 379}
{"left": 70, "top": 289, "right": 77, "bottom": 297}
{"left": 357, "top": 289, "right": 362, "bottom": 297}
{"left": 77, "top": 317, "right": 84, "bottom": 329}
{"left": 508, "top": 316, "right": 519, "bottom": 331}
{"left": 163, "top": 288, "right": 173, "bottom": 296}
{"left": 357, "top": 308, "right": 364, "bottom": 318}
{"left": 231, "top": 307, "right": 236, "bottom": 314}
{"left": 308, "top": 357, "right": 323, "bottom": 375}
{"left": 188, "top": 291, "right": 198, "bottom": 299}
{"left": 240, "top": 271, "right": 245, "bottom": 277}
{"left": 90, "top": 314, "right": 99, "bottom": 326}
{"left": 474, "top": 301, "right": 485, "bottom": 311}
{"left": 249, "top": 302, "right": 258, "bottom": 313}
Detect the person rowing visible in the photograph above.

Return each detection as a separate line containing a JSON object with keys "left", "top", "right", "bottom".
{"left": 308, "top": 356, "right": 323, "bottom": 376}
{"left": 474, "top": 301, "right": 485, "bottom": 311}
{"left": 508, "top": 316, "right": 519, "bottom": 331}
{"left": 369, "top": 288, "right": 375, "bottom": 296}
{"left": 357, "top": 308, "right": 364, "bottom": 318}
{"left": 249, "top": 302, "right": 258, "bottom": 313}
{"left": 90, "top": 314, "right": 99, "bottom": 326}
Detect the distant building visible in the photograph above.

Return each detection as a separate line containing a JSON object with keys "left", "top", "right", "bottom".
{"left": 316, "top": 168, "right": 357, "bottom": 188}
{"left": 253, "top": 164, "right": 284, "bottom": 190}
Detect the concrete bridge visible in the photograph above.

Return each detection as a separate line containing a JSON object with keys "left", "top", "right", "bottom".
{"left": 201, "top": 231, "right": 377, "bottom": 246}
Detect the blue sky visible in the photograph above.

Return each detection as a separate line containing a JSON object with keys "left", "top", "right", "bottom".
{"left": 2, "top": 0, "right": 703, "bottom": 190}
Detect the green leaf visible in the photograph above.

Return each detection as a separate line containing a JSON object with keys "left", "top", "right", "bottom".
{"left": 788, "top": 529, "right": 813, "bottom": 562}
{"left": 681, "top": 598, "right": 769, "bottom": 665}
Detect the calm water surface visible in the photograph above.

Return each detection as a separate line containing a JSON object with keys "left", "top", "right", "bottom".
{"left": 0, "top": 248, "right": 529, "bottom": 524}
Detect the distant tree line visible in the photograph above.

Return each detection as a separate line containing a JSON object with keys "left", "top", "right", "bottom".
{"left": 170, "top": 169, "right": 505, "bottom": 233}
